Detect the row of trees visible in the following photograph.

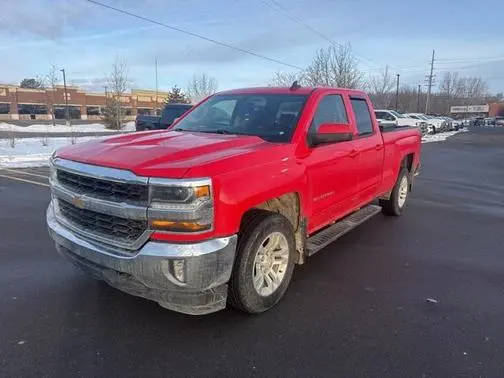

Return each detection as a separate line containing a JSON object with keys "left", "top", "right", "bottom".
{"left": 269, "top": 43, "right": 499, "bottom": 115}
{"left": 21, "top": 46, "right": 500, "bottom": 129}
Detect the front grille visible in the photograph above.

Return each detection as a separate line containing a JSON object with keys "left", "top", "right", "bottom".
{"left": 57, "top": 169, "right": 148, "bottom": 205}
{"left": 58, "top": 199, "right": 147, "bottom": 243}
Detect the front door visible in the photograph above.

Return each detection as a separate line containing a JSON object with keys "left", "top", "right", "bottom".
{"left": 303, "top": 94, "right": 359, "bottom": 233}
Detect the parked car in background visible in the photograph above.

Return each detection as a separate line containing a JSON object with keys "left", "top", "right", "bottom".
{"left": 374, "top": 109, "right": 428, "bottom": 135}
{"left": 440, "top": 116, "right": 459, "bottom": 131}
{"left": 484, "top": 117, "right": 495, "bottom": 126}
{"left": 425, "top": 115, "right": 448, "bottom": 132}
{"left": 472, "top": 117, "right": 485, "bottom": 127}
{"left": 404, "top": 113, "right": 446, "bottom": 134}
{"left": 47, "top": 86, "right": 422, "bottom": 315}
{"left": 495, "top": 116, "right": 504, "bottom": 126}
{"left": 135, "top": 103, "right": 193, "bottom": 131}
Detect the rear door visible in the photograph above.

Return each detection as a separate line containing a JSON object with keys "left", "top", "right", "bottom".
{"left": 349, "top": 97, "right": 385, "bottom": 205}
{"left": 304, "top": 93, "right": 359, "bottom": 233}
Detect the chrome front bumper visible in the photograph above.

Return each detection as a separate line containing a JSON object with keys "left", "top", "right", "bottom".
{"left": 47, "top": 203, "right": 237, "bottom": 315}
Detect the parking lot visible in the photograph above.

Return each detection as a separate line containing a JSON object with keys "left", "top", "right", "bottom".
{"left": 1, "top": 127, "right": 504, "bottom": 376}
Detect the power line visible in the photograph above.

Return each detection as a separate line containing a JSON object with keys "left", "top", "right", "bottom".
{"left": 260, "top": 0, "right": 382, "bottom": 70}
{"left": 84, "top": 0, "right": 304, "bottom": 71}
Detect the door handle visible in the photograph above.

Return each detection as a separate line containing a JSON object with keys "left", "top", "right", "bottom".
{"left": 349, "top": 149, "right": 359, "bottom": 158}
{"left": 375, "top": 144, "right": 383, "bottom": 150}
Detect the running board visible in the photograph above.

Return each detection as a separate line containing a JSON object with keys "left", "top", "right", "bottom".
{"left": 306, "top": 204, "right": 382, "bottom": 256}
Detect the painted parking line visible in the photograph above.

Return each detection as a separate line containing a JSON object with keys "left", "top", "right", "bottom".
{"left": 0, "top": 167, "right": 49, "bottom": 179}
{"left": 0, "top": 173, "right": 49, "bottom": 187}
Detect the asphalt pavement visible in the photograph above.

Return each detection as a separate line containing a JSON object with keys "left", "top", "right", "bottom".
{"left": 1, "top": 127, "right": 504, "bottom": 377}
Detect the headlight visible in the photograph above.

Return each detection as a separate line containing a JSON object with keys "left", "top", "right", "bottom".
{"left": 148, "top": 178, "right": 213, "bottom": 233}
{"left": 149, "top": 185, "right": 210, "bottom": 207}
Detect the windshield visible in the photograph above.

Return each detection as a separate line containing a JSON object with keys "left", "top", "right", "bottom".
{"left": 174, "top": 94, "right": 308, "bottom": 142}
{"left": 389, "top": 110, "right": 405, "bottom": 118}
{"left": 414, "top": 114, "right": 428, "bottom": 120}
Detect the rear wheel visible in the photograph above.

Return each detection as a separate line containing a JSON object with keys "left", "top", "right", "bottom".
{"left": 379, "top": 168, "right": 410, "bottom": 216}
{"left": 229, "top": 211, "right": 296, "bottom": 314}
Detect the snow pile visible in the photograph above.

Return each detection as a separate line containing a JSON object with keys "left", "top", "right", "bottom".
{"left": 0, "top": 122, "right": 135, "bottom": 133}
{"left": 422, "top": 128, "right": 468, "bottom": 143}
{"left": 0, "top": 137, "right": 105, "bottom": 168}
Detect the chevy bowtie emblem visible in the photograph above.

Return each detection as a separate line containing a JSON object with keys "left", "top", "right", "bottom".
{"left": 72, "top": 195, "right": 85, "bottom": 209}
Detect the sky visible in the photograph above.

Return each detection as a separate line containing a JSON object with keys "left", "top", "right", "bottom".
{"left": 1, "top": 0, "right": 503, "bottom": 95}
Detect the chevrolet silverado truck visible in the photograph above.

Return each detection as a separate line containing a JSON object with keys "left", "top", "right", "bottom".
{"left": 135, "top": 103, "right": 192, "bottom": 131}
{"left": 47, "top": 86, "right": 421, "bottom": 315}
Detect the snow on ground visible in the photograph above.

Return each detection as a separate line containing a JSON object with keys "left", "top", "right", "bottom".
{"left": 422, "top": 128, "right": 468, "bottom": 143}
{"left": 0, "top": 121, "right": 135, "bottom": 133}
{"left": 0, "top": 136, "right": 106, "bottom": 168}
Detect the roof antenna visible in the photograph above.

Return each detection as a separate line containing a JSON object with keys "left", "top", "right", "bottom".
{"left": 290, "top": 80, "right": 301, "bottom": 91}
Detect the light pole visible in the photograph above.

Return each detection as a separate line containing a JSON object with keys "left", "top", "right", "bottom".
{"left": 417, "top": 84, "right": 421, "bottom": 113}
{"left": 395, "top": 74, "right": 400, "bottom": 111}
{"left": 60, "top": 68, "right": 70, "bottom": 126}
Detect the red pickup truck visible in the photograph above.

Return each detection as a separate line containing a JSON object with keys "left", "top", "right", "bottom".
{"left": 47, "top": 86, "right": 421, "bottom": 315}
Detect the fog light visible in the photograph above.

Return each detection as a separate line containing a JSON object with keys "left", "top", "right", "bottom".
{"left": 171, "top": 259, "right": 185, "bottom": 283}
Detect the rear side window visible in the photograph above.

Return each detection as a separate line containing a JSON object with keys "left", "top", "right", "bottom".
{"left": 351, "top": 98, "right": 374, "bottom": 135}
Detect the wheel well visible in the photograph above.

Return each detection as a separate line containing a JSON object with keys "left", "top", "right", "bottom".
{"left": 402, "top": 153, "right": 414, "bottom": 172}
{"left": 246, "top": 192, "right": 300, "bottom": 231}
{"left": 240, "top": 193, "right": 306, "bottom": 264}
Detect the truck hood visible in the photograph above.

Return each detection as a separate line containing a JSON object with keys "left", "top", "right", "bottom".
{"left": 56, "top": 130, "right": 269, "bottom": 178}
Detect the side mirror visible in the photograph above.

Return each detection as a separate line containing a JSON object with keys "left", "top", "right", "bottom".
{"left": 311, "top": 123, "right": 353, "bottom": 146}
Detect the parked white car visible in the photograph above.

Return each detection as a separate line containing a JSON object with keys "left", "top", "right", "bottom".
{"left": 375, "top": 110, "right": 428, "bottom": 134}
{"left": 440, "top": 116, "right": 459, "bottom": 131}
{"left": 404, "top": 113, "right": 445, "bottom": 134}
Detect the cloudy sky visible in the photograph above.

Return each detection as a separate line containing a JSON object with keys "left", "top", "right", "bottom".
{"left": 1, "top": 0, "right": 503, "bottom": 94}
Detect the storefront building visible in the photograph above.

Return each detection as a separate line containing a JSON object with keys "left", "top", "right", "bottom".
{"left": 0, "top": 85, "right": 169, "bottom": 121}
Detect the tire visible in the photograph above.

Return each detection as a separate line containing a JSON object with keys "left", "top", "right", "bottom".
{"left": 379, "top": 168, "right": 410, "bottom": 216}
{"left": 229, "top": 210, "right": 296, "bottom": 314}
{"left": 431, "top": 126, "right": 436, "bottom": 134}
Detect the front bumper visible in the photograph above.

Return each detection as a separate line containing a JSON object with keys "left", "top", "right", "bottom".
{"left": 47, "top": 203, "right": 237, "bottom": 315}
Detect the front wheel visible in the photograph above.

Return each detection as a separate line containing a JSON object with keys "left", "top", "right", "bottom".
{"left": 379, "top": 168, "right": 410, "bottom": 216}
{"left": 229, "top": 211, "right": 296, "bottom": 314}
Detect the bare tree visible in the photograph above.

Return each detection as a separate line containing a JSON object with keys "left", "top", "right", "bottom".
{"left": 45, "top": 64, "right": 59, "bottom": 126}
{"left": 465, "top": 77, "right": 488, "bottom": 100}
{"left": 305, "top": 43, "right": 364, "bottom": 89}
{"left": 186, "top": 73, "right": 218, "bottom": 102}
{"left": 269, "top": 71, "right": 305, "bottom": 86}
{"left": 104, "top": 57, "right": 129, "bottom": 129}
{"left": 439, "top": 72, "right": 460, "bottom": 99}
{"left": 368, "top": 66, "right": 395, "bottom": 108}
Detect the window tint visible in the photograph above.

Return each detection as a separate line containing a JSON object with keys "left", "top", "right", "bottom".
{"left": 311, "top": 95, "right": 348, "bottom": 130}
{"left": 351, "top": 98, "right": 374, "bottom": 135}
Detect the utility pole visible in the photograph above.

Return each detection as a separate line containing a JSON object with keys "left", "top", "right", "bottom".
{"left": 395, "top": 74, "right": 400, "bottom": 111}
{"left": 417, "top": 84, "right": 421, "bottom": 113}
{"left": 425, "top": 49, "right": 435, "bottom": 114}
{"left": 155, "top": 57, "right": 158, "bottom": 115}
{"left": 60, "top": 68, "right": 70, "bottom": 126}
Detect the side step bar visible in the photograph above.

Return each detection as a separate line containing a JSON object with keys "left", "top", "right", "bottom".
{"left": 306, "top": 204, "right": 382, "bottom": 256}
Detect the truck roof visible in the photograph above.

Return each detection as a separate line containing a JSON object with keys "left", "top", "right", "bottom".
{"left": 217, "top": 86, "right": 367, "bottom": 96}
